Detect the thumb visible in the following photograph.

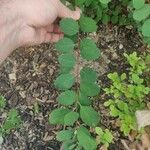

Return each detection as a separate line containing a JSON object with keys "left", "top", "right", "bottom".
{"left": 58, "top": 2, "right": 81, "bottom": 20}
{"left": 20, "top": 27, "right": 46, "bottom": 46}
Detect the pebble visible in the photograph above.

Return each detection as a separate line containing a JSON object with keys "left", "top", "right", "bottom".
{"left": 9, "top": 73, "right": 16, "bottom": 82}
{"left": 119, "top": 44, "right": 123, "bottom": 49}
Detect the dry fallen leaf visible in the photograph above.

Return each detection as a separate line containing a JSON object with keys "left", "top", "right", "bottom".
{"left": 136, "top": 110, "right": 150, "bottom": 129}
{"left": 128, "top": 131, "right": 150, "bottom": 150}
{"left": 141, "top": 132, "right": 150, "bottom": 148}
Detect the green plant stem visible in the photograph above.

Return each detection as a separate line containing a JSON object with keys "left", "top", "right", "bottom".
{"left": 73, "top": 33, "right": 81, "bottom": 112}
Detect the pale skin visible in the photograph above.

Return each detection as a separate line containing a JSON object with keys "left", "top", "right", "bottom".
{"left": 0, "top": 0, "right": 80, "bottom": 64}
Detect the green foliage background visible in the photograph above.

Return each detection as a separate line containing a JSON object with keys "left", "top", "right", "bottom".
{"left": 62, "top": 0, "right": 150, "bottom": 44}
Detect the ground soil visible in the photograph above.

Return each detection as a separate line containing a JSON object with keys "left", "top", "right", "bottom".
{"left": 0, "top": 25, "right": 149, "bottom": 150}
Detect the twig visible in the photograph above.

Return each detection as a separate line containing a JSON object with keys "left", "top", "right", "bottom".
{"left": 121, "top": 139, "right": 130, "bottom": 150}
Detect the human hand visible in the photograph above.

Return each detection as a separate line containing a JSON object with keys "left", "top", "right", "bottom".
{"left": 0, "top": 0, "right": 80, "bottom": 63}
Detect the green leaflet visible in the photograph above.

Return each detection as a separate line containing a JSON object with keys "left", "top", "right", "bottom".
{"left": 54, "top": 73, "right": 75, "bottom": 90}
{"left": 49, "top": 108, "right": 70, "bottom": 125}
{"left": 77, "top": 126, "right": 97, "bottom": 150}
{"left": 80, "top": 38, "right": 100, "bottom": 61}
{"left": 143, "top": 37, "right": 150, "bottom": 45}
{"left": 132, "top": 0, "right": 145, "bottom": 9}
{"left": 80, "top": 106, "right": 100, "bottom": 127}
{"left": 80, "top": 67, "right": 97, "bottom": 83}
{"left": 111, "top": 15, "right": 119, "bottom": 24}
{"left": 64, "top": 111, "right": 79, "bottom": 126}
{"left": 79, "top": 92, "right": 91, "bottom": 106}
{"left": 55, "top": 38, "right": 75, "bottom": 53}
{"left": 80, "top": 81, "right": 100, "bottom": 96}
{"left": 102, "top": 14, "right": 110, "bottom": 25}
{"left": 56, "top": 130, "right": 73, "bottom": 142}
{"left": 65, "top": 34, "right": 78, "bottom": 43}
{"left": 57, "top": 90, "right": 77, "bottom": 106}
{"left": 133, "top": 4, "right": 150, "bottom": 22}
{"left": 60, "top": 18, "right": 79, "bottom": 36}
{"left": 109, "top": 105, "right": 120, "bottom": 117}
{"left": 79, "top": 16, "right": 97, "bottom": 32}
{"left": 79, "top": 67, "right": 98, "bottom": 106}
{"left": 58, "top": 53, "right": 76, "bottom": 73}
{"left": 142, "top": 19, "right": 150, "bottom": 37}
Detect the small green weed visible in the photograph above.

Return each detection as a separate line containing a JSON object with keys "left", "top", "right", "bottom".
{"left": 95, "top": 127, "right": 113, "bottom": 148}
{"left": 0, "top": 96, "right": 22, "bottom": 136}
{"left": 0, "top": 96, "right": 6, "bottom": 109}
{"left": 63, "top": 0, "right": 133, "bottom": 25}
{"left": 104, "top": 52, "right": 150, "bottom": 136}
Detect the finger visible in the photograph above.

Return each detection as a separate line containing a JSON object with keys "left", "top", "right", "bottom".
{"left": 53, "top": 25, "right": 63, "bottom": 33}
{"left": 21, "top": 26, "right": 64, "bottom": 47}
{"left": 21, "top": 27, "right": 48, "bottom": 46}
{"left": 58, "top": 2, "right": 81, "bottom": 20}
{"left": 45, "top": 33, "right": 64, "bottom": 43}
{"left": 46, "top": 24, "right": 63, "bottom": 34}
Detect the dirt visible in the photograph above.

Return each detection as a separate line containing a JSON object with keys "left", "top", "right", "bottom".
{"left": 0, "top": 25, "right": 148, "bottom": 150}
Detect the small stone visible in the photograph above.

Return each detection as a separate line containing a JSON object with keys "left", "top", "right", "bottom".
{"left": 112, "top": 52, "right": 118, "bottom": 59}
{"left": 126, "top": 25, "right": 133, "bottom": 29}
{"left": 119, "top": 44, "right": 123, "bottom": 49}
{"left": 2, "top": 112, "right": 7, "bottom": 118}
{"left": 9, "top": 73, "right": 16, "bottom": 82}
